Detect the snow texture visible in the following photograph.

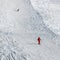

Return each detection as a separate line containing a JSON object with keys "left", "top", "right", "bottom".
{"left": 31, "top": 0, "right": 60, "bottom": 35}
{"left": 0, "top": 0, "right": 60, "bottom": 60}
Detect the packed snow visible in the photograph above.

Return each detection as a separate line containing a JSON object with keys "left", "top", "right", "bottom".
{"left": 30, "top": 0, "right": 60, "bottom": 35}
{"left": 0, "top": 0, "right": 60, "bottom": 60}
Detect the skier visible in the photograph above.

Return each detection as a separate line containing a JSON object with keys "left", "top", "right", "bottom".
{"left": 37, "top": 37, "right": 41, "bottom": 45}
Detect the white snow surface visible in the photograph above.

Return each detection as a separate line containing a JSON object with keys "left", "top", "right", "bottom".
{"left": 0, "top": 0, "right": 60, "bottom": 60}
{"left": 31, "top": 0, "right": 60, "bottom": 35}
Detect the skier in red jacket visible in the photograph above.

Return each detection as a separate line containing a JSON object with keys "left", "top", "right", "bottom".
{"left": 37, "top": 37, "right": 41, "bottom": 45}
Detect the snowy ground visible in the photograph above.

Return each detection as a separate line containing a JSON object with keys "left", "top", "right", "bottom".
{"left": 31, "top": 0, "right": 60, "bottom": 35}
{"left": 0, "top": 0, "right": 60, "bottom": 60}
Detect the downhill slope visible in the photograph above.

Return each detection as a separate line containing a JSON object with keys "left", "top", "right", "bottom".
{"left": 0, "top": 0, "right": 60, "bottom": 60}
{"left": 30, "top": 0, "right": 60, "bottom": 35}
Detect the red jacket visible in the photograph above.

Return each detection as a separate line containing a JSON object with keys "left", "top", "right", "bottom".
{"left": 37, "top": 37, "right": 41, "bottom": 44}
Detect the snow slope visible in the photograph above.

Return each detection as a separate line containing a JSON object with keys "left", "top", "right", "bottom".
{"left": 0, "top": 0, "right": 60, "bottom": 60}
{"left": 30, "top": 0, "right": 60, "bottom": 35}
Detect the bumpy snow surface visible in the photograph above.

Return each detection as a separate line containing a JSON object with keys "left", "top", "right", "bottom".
{"left": 31, "top": 0, "right": 60, "bottom": 35}
{"left": 0, "top": 0, "right": 60, "bottom": 60}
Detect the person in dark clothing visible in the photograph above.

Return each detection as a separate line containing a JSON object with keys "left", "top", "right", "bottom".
{"left": 37, "top": 37, "right": 41, "bottom": 45}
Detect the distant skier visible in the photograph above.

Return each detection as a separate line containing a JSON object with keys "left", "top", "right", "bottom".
{"left": 37, "top": 37, "right": 41, "bottom": 45}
